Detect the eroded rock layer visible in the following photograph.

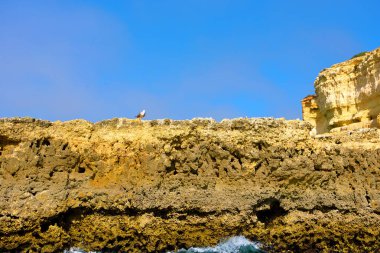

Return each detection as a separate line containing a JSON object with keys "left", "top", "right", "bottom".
{"left": 0, "top": 117, "right": 379, "bottom": 252}
{"left": 302, "top": 47, "right": 380, "bottom": 133}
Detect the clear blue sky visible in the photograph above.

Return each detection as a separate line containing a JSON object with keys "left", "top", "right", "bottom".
{"left": 1, "top": 1, "right": 379, "bottom": 121}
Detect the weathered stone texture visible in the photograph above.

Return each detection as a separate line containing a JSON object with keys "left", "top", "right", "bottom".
{"left": 0, "top": 117, "right": 379, "bottom": 252}
{"left": 301, "top": 95, "right": 318, "bottom": 128}
{"left": 303, "top": 47, "right": 380, "bottom": 133}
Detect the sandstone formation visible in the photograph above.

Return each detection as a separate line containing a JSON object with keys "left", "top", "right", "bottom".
{"left": 301, "top": 95, "right": 318, "bottom": 128}
{"left": 0, "top": 117, "right": 379, "bottom": 252}
{"left": 302, "top": 47, "right": 380, "bottom": 133}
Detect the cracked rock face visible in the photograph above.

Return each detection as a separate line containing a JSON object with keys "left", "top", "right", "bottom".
{"left": 302, "top": 47, "right": 380, "bottom": 133}
{"left": 0, "top": 117, "right": 379, "bottom": 252}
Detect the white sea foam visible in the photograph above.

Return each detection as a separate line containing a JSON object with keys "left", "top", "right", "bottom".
{"left": 64, "top": 236, "right": 264, "bottom": 253}
{"left": 63, "top": 248, "right": 99, "bottom": 253}
{"left": 172, "top": 236, "right": 264, "bottom": 253}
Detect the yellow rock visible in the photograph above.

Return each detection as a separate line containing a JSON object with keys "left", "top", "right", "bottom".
{"left": 302, "top": 48, "right": 380, "bottom": 133}
{"left": 0, "top": 117, "right": 379, "bottom": 252}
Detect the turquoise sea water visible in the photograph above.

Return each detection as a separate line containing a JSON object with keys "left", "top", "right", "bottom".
{"left": 64, "top": 236, "right": 266, "bottom": 253}
{"left": 171, "top": 236, "right": 266, "bottom": 253}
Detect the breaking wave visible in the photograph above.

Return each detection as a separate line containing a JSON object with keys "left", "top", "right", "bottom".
{"left": 64, "top": 236, "right": 266, "bottom": 253}
{"left": 170, "top": 236, "right": 266, "bottom": 253}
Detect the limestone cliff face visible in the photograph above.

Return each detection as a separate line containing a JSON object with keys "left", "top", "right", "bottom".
{"left": 302, "top": 47, "right": 380, "bottom": 133}
{"left": 0, "top": 117, "right": 379, "bottom": 252}
{"left": 301, "top": 95, "right": 318, "bottom": 128}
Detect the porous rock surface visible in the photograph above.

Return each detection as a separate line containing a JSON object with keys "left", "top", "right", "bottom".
{"left": 0, "top": 117, "right": 379, "bottom": 252}
{"left": 302, "top": 47, "right": 380, "bottom": 133}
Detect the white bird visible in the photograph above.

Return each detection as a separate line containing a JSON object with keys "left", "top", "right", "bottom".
{"left": 135, "top": 110, "right": 146, "bottom": 121}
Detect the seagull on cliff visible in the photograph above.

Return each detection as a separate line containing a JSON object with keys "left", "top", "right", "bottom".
{"left": 136, "top": 109, "right": 146, "bottom": 122}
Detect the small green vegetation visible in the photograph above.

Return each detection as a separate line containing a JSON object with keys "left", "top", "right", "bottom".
{"left": 350, "top": 51, "right": 368, "bottom": 59}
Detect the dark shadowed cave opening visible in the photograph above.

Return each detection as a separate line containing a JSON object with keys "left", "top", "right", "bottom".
{"left": 256, "top": 199, "right": 287, "bottom": 224}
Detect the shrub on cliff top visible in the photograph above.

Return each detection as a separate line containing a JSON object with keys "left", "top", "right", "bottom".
{"left": 350, "top": 51, "right": 368, "bottom": 59}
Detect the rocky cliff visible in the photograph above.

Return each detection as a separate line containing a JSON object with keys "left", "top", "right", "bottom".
{"left": 301, "top": 95, "right": 318, "bottom": 129}
{"left": 0, "top": 117, "right": 379, "bottom": 252}
{"left": 302, "top": 47, "right": 380, "bottom": 133}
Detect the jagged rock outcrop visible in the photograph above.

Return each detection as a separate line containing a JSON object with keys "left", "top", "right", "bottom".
{"left": 301, "top": 95, "right": 318, "bottom": 128}
{"left": 302, "top": 47, "right": 380, "bottom": 133}
{"left": 0, "top": 117, "right": 379, "bottom": 252}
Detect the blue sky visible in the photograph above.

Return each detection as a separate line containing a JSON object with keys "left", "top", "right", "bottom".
{"left": 1, "top": 1, "right": 379, "bottom": 121}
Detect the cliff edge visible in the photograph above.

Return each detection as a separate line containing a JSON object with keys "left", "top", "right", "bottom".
{"left": 0, "top": 117, "right": 379, "bottom": 252}
{"left": 302, "top": 47, "right": 380, "bottom": 133}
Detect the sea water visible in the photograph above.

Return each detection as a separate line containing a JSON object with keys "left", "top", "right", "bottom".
{"left": 170, "top": 236, "right": 266, "bottom": 253}
{"left": 64, "top": 236, "right": 266, "bottom": 253}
